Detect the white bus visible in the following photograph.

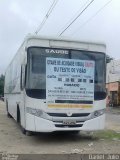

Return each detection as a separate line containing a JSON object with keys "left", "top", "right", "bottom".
{"left": 4, "top": 35, "right": 106, "bottom": 135}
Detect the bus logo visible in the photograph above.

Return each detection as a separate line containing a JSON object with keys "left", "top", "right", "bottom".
{"left": 45, "top": 49, "right": 68, "bottom": 54}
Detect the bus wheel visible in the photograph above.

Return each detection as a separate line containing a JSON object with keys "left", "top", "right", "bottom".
{"left": 21, "top": 126, "right": 26, "bottom": 135}
{"left": 22, "top": 129, "right": 33, "bottom": 136}
{"left": 17, "top": 107, "right": 26, "bottom": 135}
{"left": 6, "top": 102, "right": 12, "bottom": 118}
{"left": 7, "top": 112, "right": 12, "bottom": 118}
{"left": 20, "top": 114, "right": 33, "bottom": 136}
{"left": 20, "top": 119, "right": 27, "bottom": 135}
{"left": 17, "top": 107, "right": 33, "bottom": 136}
{"left": 20, "top": 123, "right": 33, "bottom": 136}
{"left": 26, "top": 131, "right": 34, "bottom": 136}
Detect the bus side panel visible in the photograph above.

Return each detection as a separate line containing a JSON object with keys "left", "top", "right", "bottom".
{"left": 4, "top": 46, "right": 26, "bottom": 129}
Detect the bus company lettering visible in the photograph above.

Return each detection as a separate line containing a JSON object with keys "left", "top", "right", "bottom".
{"left": 46, "top": 49, "right": 68, "bottom": 54}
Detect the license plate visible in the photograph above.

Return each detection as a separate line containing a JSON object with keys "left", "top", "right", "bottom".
{"left": 63, "top": 120, "right": 76, "bottom": 125}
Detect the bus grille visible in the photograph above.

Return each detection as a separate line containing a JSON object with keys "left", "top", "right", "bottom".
{"left": 47, "top": 113, "right": 90, "bottom": 117}
{"left": 55, "top": 124, "right": 83, "bottom": 128}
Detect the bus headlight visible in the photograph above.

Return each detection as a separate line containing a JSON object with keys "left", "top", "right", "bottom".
{"left": 92, "top": 109, "right": 105, "bottom": 118}
{"left": 26, "top": 107, "right": 43, "bottom": 117}
{"left": 26, "top": 107, "right": 51, "bottom": 120}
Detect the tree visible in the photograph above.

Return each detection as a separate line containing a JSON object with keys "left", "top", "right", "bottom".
{"left": 0, "top": 74, "right": 5, "bottom": 96}
{"left": 106, "top": 54, "right": 113, "bottom": 63}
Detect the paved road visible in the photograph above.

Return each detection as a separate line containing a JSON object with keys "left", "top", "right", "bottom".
{"left": 0, "top": 101, "right": 120, "bottom": 154}
{"left": 105, "top": 108, "right": 120, "bottom": 132}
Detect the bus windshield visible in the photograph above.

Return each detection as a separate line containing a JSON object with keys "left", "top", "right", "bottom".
{"left": 26, "top": 47, "right": 106, "bottom": 100}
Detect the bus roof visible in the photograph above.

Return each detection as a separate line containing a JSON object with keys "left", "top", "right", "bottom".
{"left": 5, "top": 34, "right": 106, "bottom": 74}
{"left": 25, "top": 34, "right": 106, "bottom": 47}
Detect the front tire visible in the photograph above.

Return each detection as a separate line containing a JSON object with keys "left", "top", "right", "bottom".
{"left": 18, "top": 107, "right": 33, "bottom": 136}
{"left": 17, "top": 106, "right": 26, "bottom": 135}
{"left": 7, "top": 112, "right": 12, "bottom": 118}
{"left": 6, "top": 101, "right": 12, "bottom": 118}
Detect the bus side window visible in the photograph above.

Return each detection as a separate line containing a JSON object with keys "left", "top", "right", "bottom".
{"left": 20, "top": 65, "right": 25, "bottom": 90}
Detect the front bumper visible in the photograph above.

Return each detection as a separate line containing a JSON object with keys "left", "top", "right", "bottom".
{"left": 25, "top": 113, "right": 105, "bottom": 132}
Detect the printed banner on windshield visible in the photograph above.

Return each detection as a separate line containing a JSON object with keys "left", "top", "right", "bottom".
{"left": 46, "top": 58, "right": 94, "bottom": 104}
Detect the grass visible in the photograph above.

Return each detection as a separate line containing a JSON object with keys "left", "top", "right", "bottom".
{"left": 93, "top": 130, "right": 120, "bottom": 140}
